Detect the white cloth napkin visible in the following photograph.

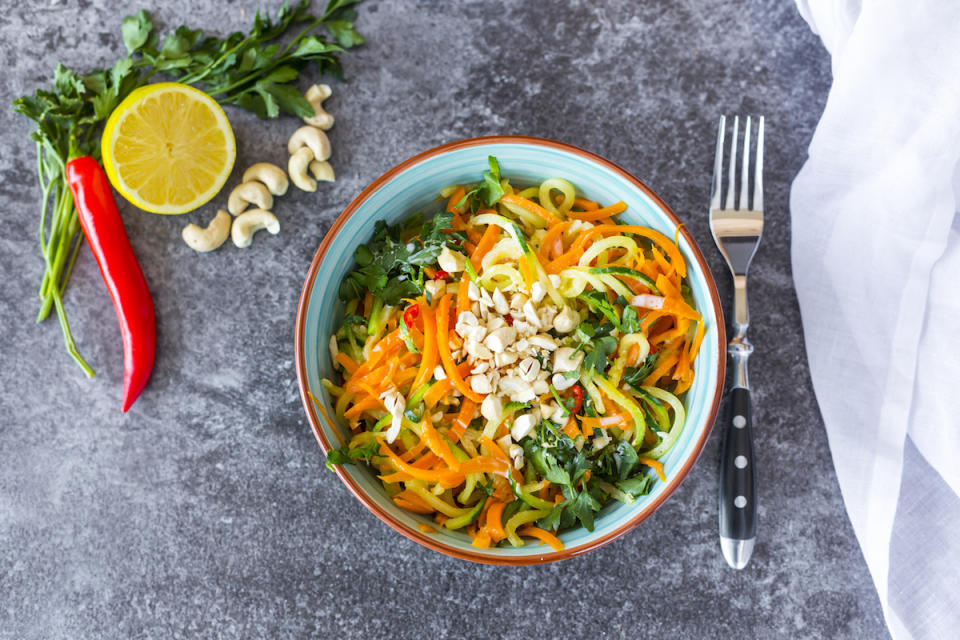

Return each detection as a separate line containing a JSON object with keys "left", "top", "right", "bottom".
{"left": 791, "top": 1, "right": 960, "bottom": 638}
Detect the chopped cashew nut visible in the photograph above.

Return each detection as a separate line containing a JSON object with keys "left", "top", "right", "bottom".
{"left": 552, "top": 372, "right": 579, "bottom": 391}
{"left": 242, "top": 163, "right": 289, "bottom": 196}
{"left": 308, "top": 160, "right": 335, "bottom": 183}
{"left": 492, "top": 288, "right": 510, "bottom": 315}
{"left": 433, "top": 365, "right": 447, "bottom": 380}
{"left": 231, "top": 209, "right": 280, "bottom": 248}
{"left": 553, "top": 347, "right": 584, "bottom": 373}
{"left": 438, "top": 246, "right": 466, "bottom": 273}
{"left": 507, "top": 443, "right": 524, "bottom": 470}
{"left": 469, "top": 374, "right": 492, "bottom": 394}
{"left": 303, "top": 84, "right": 334, "bottom": 129}
{"left": 288, "top": 147, "right": 317, "bottom": 192}
{"left": 553, "top": 306, "right": 579, "bottom": 333}
{"left": 227, "top": 181, "right": 274, "bottom": 216}
{"left": 424, "top": 279, "right": 445, "bottom": 300}
{"left": 511, "top": 413, "right": 537, "bottom": 441}
{"left": 329, "top": 335, "right": 339, "bottom": 361}
{"left": 181, "top": 209, "right": 231, "bottom": 252}
{"left": 287, "top": 125, "right": 331, "bottom": 161}
{"left": 530, "top": 281, "right": 546, "bottom": 303}
{"left": 518, "top": 357, "right": 540, "bottom": 382}
{"left": 480, "top": 394, "right": 502, "bottom": 422}
{"left": 483, "top": 326, "right": 516, "bottom": 353}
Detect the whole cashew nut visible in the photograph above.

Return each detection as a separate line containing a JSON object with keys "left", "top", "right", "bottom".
{"left": 228, "top": 181, "right": 274, "bottom": 216}
{"left": 231, "top": 209, "right": 280, "bottom": 248}
{"left": 289, "top": 147, "right": 317, "bottom": 192}
{"left": 309, "top": 160, "right": 336, "bottom": 183}
{"left": 303, "top": 84, "right": 334, "bottom": 130}
{"left": 287, "top": 126, "right": 331, "bottom": 162}
{"left": 242, "top": 163, "right": 289, "bottom": 196}
{"left": 182, "top": 209, "right": 231, "bottom": 252}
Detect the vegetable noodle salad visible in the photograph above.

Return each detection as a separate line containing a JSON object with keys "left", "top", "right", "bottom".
{"left": 318, "top": 157, "right": 706, "bottom": 551}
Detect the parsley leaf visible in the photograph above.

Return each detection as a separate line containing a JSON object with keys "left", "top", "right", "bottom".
{"left": 621, "top": 305, "right": 639, "bottom": 334}
{"left": 582, "top": 336, "right": 618, "bottom": 375}
{"left": 456, "top": 155, "right": 505, "bottom": 209}
{"left": 325, "top": 440, "right": 379, "bottom": 471}
{"left": 622, "top": 353, "right": 659, "bottom": 390}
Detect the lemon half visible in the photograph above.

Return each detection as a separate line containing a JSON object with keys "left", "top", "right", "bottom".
{"left": 102, "top": 83, "right": 236, "bottom": 214}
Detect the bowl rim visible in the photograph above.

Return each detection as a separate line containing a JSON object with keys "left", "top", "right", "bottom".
{"left": 295, "top": 135, "right": 726, "bottom": 565}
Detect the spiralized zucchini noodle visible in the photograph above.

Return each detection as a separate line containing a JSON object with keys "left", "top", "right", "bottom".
{"left": 319, "top": 157, "right": 706, "bottom": 551}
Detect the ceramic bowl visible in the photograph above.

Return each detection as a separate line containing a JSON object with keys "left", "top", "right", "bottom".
{"left": 296, "top": 136, "right": 725, "bottom": 564}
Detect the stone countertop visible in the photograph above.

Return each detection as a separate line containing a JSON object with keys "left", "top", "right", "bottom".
{"left": 0, "top": 1, "right": 889, "bottom": 638}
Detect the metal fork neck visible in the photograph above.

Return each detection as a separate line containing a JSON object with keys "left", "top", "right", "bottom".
{"left": 729, "top": 274, "right": 752, "bottom": 390}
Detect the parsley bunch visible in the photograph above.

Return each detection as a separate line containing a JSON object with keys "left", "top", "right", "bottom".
{"left": 13, "top": 0, "right": 365, "bottom": 375}
{"left": 338, "top": 212, "right": 467, "bottom": 306}
{"left": 524, "top": 420, "right": 656, "bottom": 532}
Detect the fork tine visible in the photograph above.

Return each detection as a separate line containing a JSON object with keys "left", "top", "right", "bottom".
{"left": 753, "top": 116, "right": 765, "bottom": 211}
{"left": 724, "top": 115, "right": 739, "bottom": 210}
{"left": 739, "top": 116, "right": 752, "bottom": 210}
{"left": 710, "top": 115, "right": 726, "bottom": 211}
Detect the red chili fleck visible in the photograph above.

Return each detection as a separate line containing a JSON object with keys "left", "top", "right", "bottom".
{"left": 503, "top": 313, "right": 514, "bottom": 325}
{"left": 403, "top": 304, "right": 420, "bottom": 328}
{"left": 570, "top": 385, "right": 584, "bottom": 414}
{"left": 433, "top": 270, "right": 449, "bottom": 281}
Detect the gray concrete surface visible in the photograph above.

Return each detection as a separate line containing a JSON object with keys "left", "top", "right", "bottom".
{"left": 1, "top": 1, "right": 890, "bottom": 638}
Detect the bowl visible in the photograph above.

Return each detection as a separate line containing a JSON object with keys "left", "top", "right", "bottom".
{"left": 296, "top": 136, "right": 725, "bottom": 564}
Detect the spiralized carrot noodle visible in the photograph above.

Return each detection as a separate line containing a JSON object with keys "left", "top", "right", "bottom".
{"left": 323, "top": 158, "right": 704, "bottom": 550}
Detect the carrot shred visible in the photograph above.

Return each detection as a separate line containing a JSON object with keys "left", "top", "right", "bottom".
{"left": 418, "top": 524, "right": 437, "bottom": 533}
{"left": 411, "top": 301, "right": 437, "bottom": 391}
{"left": 446, "top": 186, "right": 466, "bottom": 213}
{"left": 471, "top": 528, "right": 492, "bottom": 548}
{"left": 638, "top": 457, "right": 667, "bottom": 482}
{"left": 642, "top": 351, "right": 681, "bottom": 387}
{"left": 343, "top": 395, "right": 381, "bottom": 420}
{"left": 450, "top": 398, "right": 477, "bottom": 443}
{"left": 566, "top": 200, "right": 627, "bottom": 222}
{"left": 423, "top": 379, "right": 452, "bottom": 409}
{"left": 582, "top": 224, "right": 687, "bottom": 277}
{"left": 400, "top": 438, "right": 429, "bottom": 462}
{"left": 485, "top": 501, "right": 507, "bottom": 541}
{"left": 352, "top": 329, "right": 404, "bottom": 378}
{"left": 456, "top": 276, "right": 471, "bottom": 318}
{"left": 517, "top": 526, "right": 564, "bottom": 551}
{"left": 500, "top": 193, "right": 563, "bottom": 226}
{"left": 435, "top": 294, "right": 484, "bottom": 402}
{"left": 687, "top": 320, "right": 706, "bottom": 363}
{"left": 420, "top": 417, "right": 461, "bottom": 471}
{"left": 471, "top": 223, "right": 500, "bottom": 263}
{"left": 335, "top": 353, "right": 359, "bottom": 375}
{"left": 562, "top": 416, "right": 581, "bottom": 438}
{"left": 572, "top": 197, "right": 599, "bottom": 211}
{"left": 538, "top": 221, "right": 572, "bottom": 263}
{"left": 394, "top": 497, "right": 434, "bottom": 514}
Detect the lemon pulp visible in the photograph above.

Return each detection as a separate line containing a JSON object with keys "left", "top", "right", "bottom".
{"left": 101, "top": 82, "right": 236, "bottom": 214}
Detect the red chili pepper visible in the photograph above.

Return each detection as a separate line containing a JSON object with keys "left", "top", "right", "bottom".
{"left": 403, "top": 304, "right": 420, "bottom": 328}
{"left": 503, "top": 313, "right": 513, "bottom": 326}
{"left": 66, "top": 156, "right": 156, "bottom": 413}
{"left": 433, "top": 270, "right": 449, "bottom": 281}
{"left": 570, "top": 385, "right": 584, "bottom": 414}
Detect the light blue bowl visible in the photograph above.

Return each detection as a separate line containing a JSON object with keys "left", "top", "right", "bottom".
{"left": 296, "top": 136, "right": 725, "bottom": 564}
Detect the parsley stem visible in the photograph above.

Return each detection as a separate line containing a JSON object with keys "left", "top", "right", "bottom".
{"left": 278, "top": 18, "right": 323, "bottom": 57}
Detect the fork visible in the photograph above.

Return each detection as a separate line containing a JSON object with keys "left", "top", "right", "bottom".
{"left": 710, "top": 114, "right": 764, "bottom": 570}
